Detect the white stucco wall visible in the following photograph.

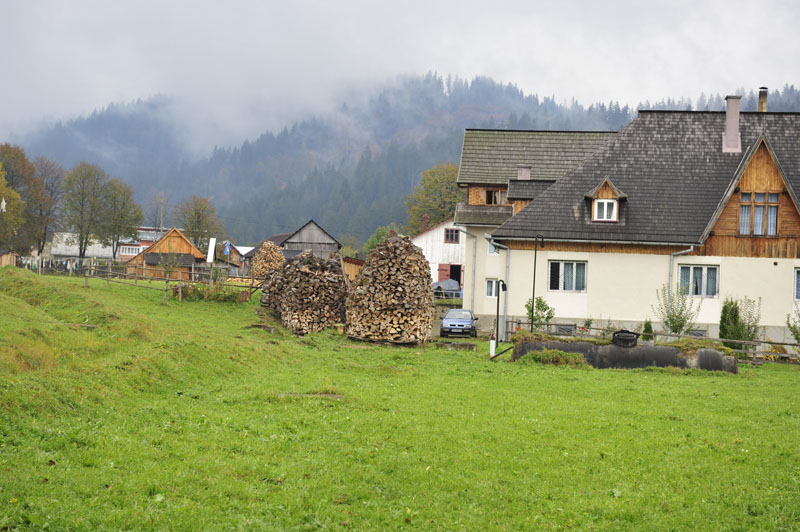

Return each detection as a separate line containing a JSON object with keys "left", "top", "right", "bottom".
{"left": 411, "top": 220, "right": 466, "bottom": 282}
{"left": 461, "top": 231, "right": 800, "bottom": 341}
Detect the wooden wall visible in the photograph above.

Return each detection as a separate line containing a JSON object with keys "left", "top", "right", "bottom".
{"left": 507, "top": 240, "right": 685, "bottom": 255}
{"left": 513, "top": 199, "right": 530, "bottom": 215}
{"left": 468, "top": 186, "right": 508, "bottom": 205}
{"left": 701, "top": 142, "right": 800, "bottom": 258}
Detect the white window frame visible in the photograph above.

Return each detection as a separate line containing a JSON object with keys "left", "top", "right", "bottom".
{"left": 593, "top": 199, "right": 617, "bottom": 221}
{"left": 679, "top": 265, "right": 719, "bottom": 297}
{"left": 486, "top": 278, "right": 499, "bottom": 298}
{"left": 795, "top": 269, "right": 800, "bottom": 300}
{"left": 547, "top": 261, "right": 587, "bottom": 292}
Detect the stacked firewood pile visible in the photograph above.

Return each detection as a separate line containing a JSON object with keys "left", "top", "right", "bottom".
{"left": 250, "top": 241, "right": 285, "bottom": 278}
{"left": 261, "top": 250, "right": 347, "bottom": 335}
{"left": 260, "top": 269, "right": 284, "bottom": 313}
{"left": 346, "top": 236, "right": 433, "bottom": 344}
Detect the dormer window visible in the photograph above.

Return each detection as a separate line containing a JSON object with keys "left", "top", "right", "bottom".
{"left": 593, "top": 199, "right": 617, "bottom": 221}
{"left": 585, "top": 177, "right": 626, "bottom": 224}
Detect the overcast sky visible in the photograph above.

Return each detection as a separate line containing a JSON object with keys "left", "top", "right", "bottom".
{"left": 3, "top": 0, "right": 799, "bottom": 151}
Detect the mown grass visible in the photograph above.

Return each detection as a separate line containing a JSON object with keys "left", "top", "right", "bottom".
{"left": 1, "top": 267, "right": 799, "bottom": 530}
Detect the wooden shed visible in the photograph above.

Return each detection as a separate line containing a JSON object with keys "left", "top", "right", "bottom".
{"left": 126, "top": 227, "right": 206, "bottom": 280}
{"left": 281, "top": 220, "right": 341, "bottom": 259}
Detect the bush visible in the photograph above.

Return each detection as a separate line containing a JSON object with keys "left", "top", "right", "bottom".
{"left": 520, "top": 349, "right": 586, "bottom": 367}
{"left": 175, "top": 283, "right": 247, "bottom": 303}
{"left": 525, "top": 296, "right": 555, "bottom": 330}
{"left": 642, "top": 319, "right": 654, "bottom": 341}
{"left": 786, "top": 303, "right": 800, "bottom": 344}
{"left": 719, "top": 297, "right": 761, "bottom": 349}
{"left": 651, "top": 284, "right": 701, "bottom": 334}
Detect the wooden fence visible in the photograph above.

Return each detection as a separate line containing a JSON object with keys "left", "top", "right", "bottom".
{"left": 505, "top": 319, "right": 800, "bottom": 365}
{"left": 78, "top": 262, "right": 264, "bottom": 303}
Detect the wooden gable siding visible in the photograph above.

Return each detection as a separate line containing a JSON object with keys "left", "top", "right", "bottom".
{"left": 506, "top": 240, "right": 686, "bottom": 255}
{"left": 697, "top": 142, "right": 800, "bottom": 258}
{"left": 513, "top": 199, "right": 530, "bottom": 215}
{"left": 595, "top": 181, "right": 617, "bottom": 199}
{"left": 126, "top": 228, "right": 204, "bottom": 280}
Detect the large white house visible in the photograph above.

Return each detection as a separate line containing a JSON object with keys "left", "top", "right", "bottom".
{"left": 410, "top": 218, "right": 466, "bottom": 287}
{"left": 456, "top": 89, "right": 800, "bottom": 341}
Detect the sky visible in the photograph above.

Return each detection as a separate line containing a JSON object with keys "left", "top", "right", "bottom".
{"left": 3, "top": 0, "right": 799, "bottom": 152}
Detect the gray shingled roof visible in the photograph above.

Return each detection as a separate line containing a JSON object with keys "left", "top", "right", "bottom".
{"left": 493, "top": 111, "right": 800, "bottom": 244}
{"left": 507, "top": 179, "right": 556, "bottom": 200}
{"left": 457, "top": 129, "right": 617, "bottom": 186}
{"left": 454, "top": 204, "right": 513, "bottom": 226}
{"left": 144, "top": 253, "right": 199, "bottom": 267}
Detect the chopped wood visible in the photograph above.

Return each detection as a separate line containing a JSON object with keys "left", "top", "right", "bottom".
{"left": 250, "top": 241, "right": 285, "bottom": 278}
{"left": 261, "top": 250, "right": 347, "bottom": 335}
{"left": 345, "top": 236, "right": 434, "bottom": 344}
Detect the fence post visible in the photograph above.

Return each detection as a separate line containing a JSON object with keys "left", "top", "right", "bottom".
{"left": 84, "top": 269, "right": 88, "bottom": 288}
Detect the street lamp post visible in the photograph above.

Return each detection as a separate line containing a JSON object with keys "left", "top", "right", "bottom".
{"left": 530, "top": 234, "right": 545, "bottom": 332}
{"left": 491, "top": 279, "right": 507, "bottom": 356}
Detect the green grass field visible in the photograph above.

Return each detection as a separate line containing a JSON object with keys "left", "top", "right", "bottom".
{"left": 1, "top": 267, "right": 798, "bottom": 530}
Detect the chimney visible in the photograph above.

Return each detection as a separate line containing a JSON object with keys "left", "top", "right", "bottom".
{"left": 516, "top": 164, "right": 532, "bottom": 180}
{"left": 722, "top": 95, "right": 742, "bottom": 153}
{"left": 758, "top": 86, "right": 768, "bottom": 112}
{"left": 422, "top": 213, "right": 429, "bottom": 231}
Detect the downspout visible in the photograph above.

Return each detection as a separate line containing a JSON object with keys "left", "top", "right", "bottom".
{"left": 485, "top": 234, "right": 510, "bottom": 341}
{"left": 456, "top": 228, "right": 477, "bottom": 312}
{"left": 668, "top": 246, "right": 695, "bottom": 303}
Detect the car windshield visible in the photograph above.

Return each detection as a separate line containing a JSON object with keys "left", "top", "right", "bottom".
{"left": 445, "top": 310, "right": 472, "bottom": 319}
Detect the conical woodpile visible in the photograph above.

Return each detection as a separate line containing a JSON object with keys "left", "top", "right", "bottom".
{"left": 261, "top": 250, "right": 347, "bottom": 335}
{"left": 250, "top": 241, "right": 285, "bottom": 278}
{"left": 346, "top": 236, "right": 433, "bottom": 344}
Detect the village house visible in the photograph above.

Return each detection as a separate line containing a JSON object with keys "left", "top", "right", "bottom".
{"left": 410, "top": 217, "right": 465, "bottom": 287}
{"left": 458, "top": 88, "right": 800, "bottom": 341}
{"left": 455, "top": 128, "right": 615, "bottom": 337}
{"left": 125, "top": 227, "right": 206, "bottom": 280}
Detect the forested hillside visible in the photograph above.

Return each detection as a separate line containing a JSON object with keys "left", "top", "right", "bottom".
{"left": 19, "top": 76, "right": 800, "bottom": 244}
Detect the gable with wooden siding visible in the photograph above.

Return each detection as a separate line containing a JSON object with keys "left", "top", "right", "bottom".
{"left": 700, "top": 140, "right": 800, "bottom": 258}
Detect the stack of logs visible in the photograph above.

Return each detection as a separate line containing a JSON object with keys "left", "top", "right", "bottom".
{"left": 250, "top": 241, "right": 285, "bottom": 278}
{"left": 261, "top": 250, "right": 347, "bottom": 335}
{"left": 346, "top": 236, "right": 433, "bottom": 344}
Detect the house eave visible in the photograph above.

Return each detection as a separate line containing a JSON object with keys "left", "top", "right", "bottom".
{"left": 492, "top": 236, "right": 701, "bottom": 247}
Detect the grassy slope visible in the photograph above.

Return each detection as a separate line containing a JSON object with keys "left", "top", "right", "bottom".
{"left": 0, "top": 267, "right": 798, "bottom": 531}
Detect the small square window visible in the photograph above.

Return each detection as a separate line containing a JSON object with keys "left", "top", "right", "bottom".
{"left": 593, "top": 199, "right": 617, "bottom": 221}
{"left": 444, "top": 228, "right": 459, "bottom": 244}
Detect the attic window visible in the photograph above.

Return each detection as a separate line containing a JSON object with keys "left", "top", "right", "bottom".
{"left": 593, "top": 199, "right": 617, "bottom": 222}
{"left": 486, "top": 190, "right": 507, "bottom": 205}
{"left": 739, "top": 192, "right": 778, "bottom": 236}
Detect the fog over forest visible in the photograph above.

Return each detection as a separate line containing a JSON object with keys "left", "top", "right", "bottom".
{"left": 15, "top": 75, "right": 800, "bottom": 245}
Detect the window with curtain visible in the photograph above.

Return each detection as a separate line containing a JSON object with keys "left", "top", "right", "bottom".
{"left": 795, "top": 269, "right": 800, "bottom": 300}
{"left": 739, "top": 191, "right": 779, "bottom": 236}
{"left": 679, "top": 265, "right": 719, "bottom": 297}
{"left": 548, "top": 261, "right": 587, "bottom": 292}
{"left": 593, "top": 199, "right": 617, "bottom": 221}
